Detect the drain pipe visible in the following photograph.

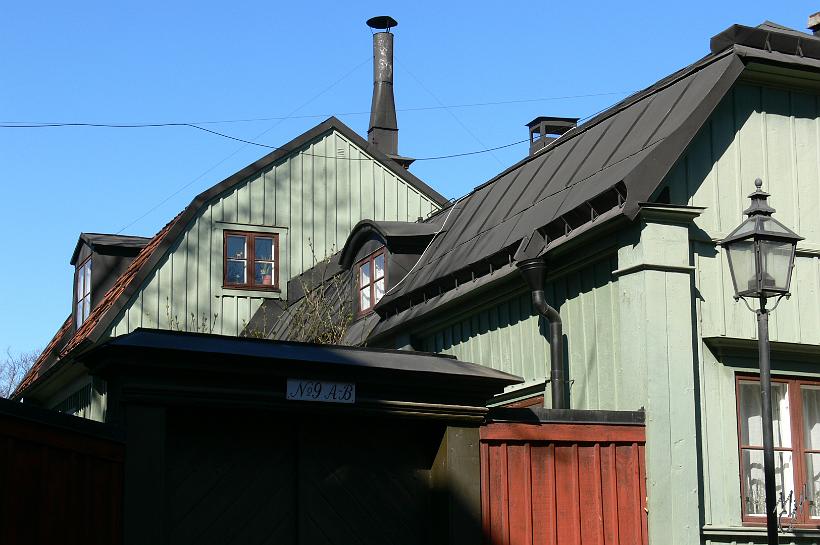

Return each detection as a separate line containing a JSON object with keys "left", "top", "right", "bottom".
{"left": 516, "top": 257, "right": 566, "bottom": 409}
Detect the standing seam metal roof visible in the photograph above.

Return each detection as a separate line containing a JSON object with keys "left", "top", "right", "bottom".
{"left": 374, "top": 50, "right": 744, "bottom": 313}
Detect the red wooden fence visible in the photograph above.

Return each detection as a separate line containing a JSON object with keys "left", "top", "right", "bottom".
{"left": 0, "top": 398, "right": 124, "bottom": 545}
{"left": 481, "top": 421, "right": 647, "bottom": 545}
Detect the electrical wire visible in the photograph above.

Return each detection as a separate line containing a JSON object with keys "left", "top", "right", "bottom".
{"left": 0, "top": 91, "right": 629, "bottom": 127}
{"left": 114, "top": 56, "right": 371, "bottom": 234}
{"left": 0, "top": 120, "right": 528, "bottom": 161}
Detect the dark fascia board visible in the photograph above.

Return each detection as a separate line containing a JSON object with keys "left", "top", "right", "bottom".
{"left": 85, "top": 328, "right": 522, "bottom": 387}
{"left": 486, "top": 407, "right": 645, "bottom": 425}
{"left": 70, "top": 233, "right": 151, "bottom": 265}
{"left": 79, "top": 117, "right": 445, "bottom": 348}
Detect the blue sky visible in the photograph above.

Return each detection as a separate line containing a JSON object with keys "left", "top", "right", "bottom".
{"left": 0, "top": 1, "right": 813, "bottom": 353}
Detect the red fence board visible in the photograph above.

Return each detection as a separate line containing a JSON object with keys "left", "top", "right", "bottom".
{"left": 0, "top": 406, "right": 124, "bottom": 545}
{"left": 481, "top": 422, "right": 647, "bottom": 545}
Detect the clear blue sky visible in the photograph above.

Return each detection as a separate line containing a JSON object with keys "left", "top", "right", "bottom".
{"left": 0, "top": 1, "right": 813, "bottom": 354}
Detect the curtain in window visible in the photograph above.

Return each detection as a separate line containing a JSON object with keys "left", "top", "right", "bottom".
{"left": 803, "top": 386, "right": 820, "bottom": 517}
{"left": 739, "top": 381, "right": 794, "bottom": 515}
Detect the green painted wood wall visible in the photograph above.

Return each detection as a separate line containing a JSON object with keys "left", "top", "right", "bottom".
{"left": 109, "top": 129, "right": 439, "bottom": 337}
{"left": 665, "top": 83, "right": 820, "bottom": 346}
{"left": 662, "top": 82, "right": 820, "bottom": 541}
{"left": 421, "top": 255, "right": 632, "bottom": 410}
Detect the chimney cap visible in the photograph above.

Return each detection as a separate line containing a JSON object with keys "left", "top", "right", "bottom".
{"left": 809, "top": 12, "right": 820, "bottom": 34}
{"left": 367, "top": 16, "right": 398, "bottom": 30}
{"left": 526, "top": 116, "right": 579, "bottom": 130}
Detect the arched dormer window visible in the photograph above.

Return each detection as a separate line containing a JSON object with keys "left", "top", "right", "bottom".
{"left": 356, "top": 248, "right": 386, "bottom": 315}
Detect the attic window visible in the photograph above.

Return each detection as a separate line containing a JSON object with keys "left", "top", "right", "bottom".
{"left": 75, "top": 257, "right": 92, "bottom": 328}
{"left": 223, "top": 232, "right": 279, "bottom": 291}
{"left": 357, "top": 248, "right": 386, "bottom": 315}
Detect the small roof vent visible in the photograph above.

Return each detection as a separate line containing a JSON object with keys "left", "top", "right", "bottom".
{"left": 527, "top": 116, "right": 578, "bottom": 156}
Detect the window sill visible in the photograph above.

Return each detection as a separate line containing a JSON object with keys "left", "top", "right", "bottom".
{"left": 703, "top": 525, "right": 820, "bottom": 537}
{"left": 219, "top": 286, "right": 281, "bottom": 299}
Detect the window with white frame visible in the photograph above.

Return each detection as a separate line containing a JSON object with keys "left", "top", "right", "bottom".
{"left": 356, "top": 249, "right": 386, "bottom": 314}
{"left": 738, "top": 376, "right": 820, "bottom": 525}
{"left": 75, "top": 257, "right": 92, "bottom": 328}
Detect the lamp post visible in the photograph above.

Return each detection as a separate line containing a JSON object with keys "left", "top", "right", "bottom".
{"left": 719, "top": 179, "right": 803, "bottom": 545}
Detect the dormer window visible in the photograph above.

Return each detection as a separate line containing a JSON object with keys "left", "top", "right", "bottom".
{"left": 357, "top": 248, "right": 386, "bottom": 315}
{"left": 223, "top": 231, "right": 279, "bottom": 290}
{"left": 75, "top": 257, "right": 92, "bottom": 328}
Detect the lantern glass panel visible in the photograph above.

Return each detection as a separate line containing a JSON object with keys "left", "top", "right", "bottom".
{"left": 759, "top": 240, "right": 794, "bottom": 293}
{"left": 725, "top": 240, "right": 757, "bottom": 295}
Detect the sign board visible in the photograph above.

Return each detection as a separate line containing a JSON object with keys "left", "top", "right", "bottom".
{"left": 286, "top": 379, "right": 356, "bottom": 404}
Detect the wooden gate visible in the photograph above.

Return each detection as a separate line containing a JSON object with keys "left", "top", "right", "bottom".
{"left": 0, "top": 397, "right": 124, "bottom": 545}
{"left": 480, "top": 416, "right": 647, "bottom": 545}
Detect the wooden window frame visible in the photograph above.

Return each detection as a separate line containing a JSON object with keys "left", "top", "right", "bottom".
{"left": 736, "top": 374, "right": 820, "bottom": 528}
{"left": 355, "top": 247, "right": 387, "bottom": 317}
{"left": 75, "top": 256, "right": 92, "bottom": 328}
{"left": 222, "top": 231, "right": 280, "bottom": 291}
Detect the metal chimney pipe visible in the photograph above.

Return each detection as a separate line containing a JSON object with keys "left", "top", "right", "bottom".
{"left": 516, "top": 258, "right": 566, "bottom": 409}
{"left": 366, "top": 16, "right": 399, "bottom": 158}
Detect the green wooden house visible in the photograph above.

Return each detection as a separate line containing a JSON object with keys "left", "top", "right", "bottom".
{"left": 16, "top": 16, "right": 820, "bottom": 545}
{"left": 269, "top": 20, "right": 820, "bottom": 545}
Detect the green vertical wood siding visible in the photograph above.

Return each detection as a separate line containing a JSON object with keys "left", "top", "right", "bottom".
{"left": 665, "top": 84, "right": 820, "bottom": 344}
{"left": 421, "top": 256, "right": 629, "bottom": 410}
{"left": 661, "top": 82, "right": 820, "bottom": 539}
{"left": 109, "top": 129, "right": 439, "bottom": 337}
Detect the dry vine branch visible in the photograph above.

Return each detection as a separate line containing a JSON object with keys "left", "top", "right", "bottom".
{"left": 243, "top": 240, "right": 352, "bottom": 344}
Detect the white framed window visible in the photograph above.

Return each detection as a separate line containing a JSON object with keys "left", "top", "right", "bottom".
{"left": 75, "top": 257, "right": 92, "bottom": 328}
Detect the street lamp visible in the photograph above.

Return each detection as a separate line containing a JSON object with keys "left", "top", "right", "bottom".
{"left": 720, "top": 178, "right": 803, "bottom": 545}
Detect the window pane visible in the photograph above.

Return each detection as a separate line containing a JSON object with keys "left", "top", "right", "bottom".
{"left": 803, "top": 386, "right": 820, "bottom": 450}
{"left": 742, "top": 449, "right": 794, "bottom": 516}
{"left": 360, "top": 287, "right": 371, "bottom": 310}
{"left": 374, "top": 278, "right": 385, "bottom": 303}
{"left": 82, "top": 295, "right": 90, "bottom": 321}
{"left": 725, "top": 240, "right": 756, "bottom": 294}
{"left": 805, "top": 453, "right": 820, "bottom": 518}
{"left": 226, "top": 260, "right": 246, "bottom": 284}
{"left": 739, "top": 381, "right": 791, "bottom": 447}
{"left": 227, "top": 235, "right": 246, "bottom": 259}
{"left": 374, "top": 253, "right": 385, "bottom": 280}
{"left": 760, "top": 240, "right": 794, "bottom": 292}
{"left": 76, "top": 268, "right": 84, "bottom": 300}
{"left": 255, "top": 262, "right": 273, "bottom": 286}
{"left": 255, "top": 237, "right": 273, "bottom": 261}
{"left": 84, "top": 260, "right": 92, "bottom": 296}
{"left": 360, "top": 262, "right": 371, "bottom": 286}
{"left": 76, "top": 302, "right": 83, "bottom": 328}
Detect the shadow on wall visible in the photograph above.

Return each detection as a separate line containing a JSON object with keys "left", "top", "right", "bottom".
{"left": 160, "top": 408, "right": 490, "bottom": 545}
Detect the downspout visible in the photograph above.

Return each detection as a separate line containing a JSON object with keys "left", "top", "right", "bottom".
{"left": 516, "top": 258, "right": 565, "bottom": 409}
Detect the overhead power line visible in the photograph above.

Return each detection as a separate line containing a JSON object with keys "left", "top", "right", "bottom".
{"left": 0, "top": 120, "right": 527, "bottom": 161}
{"left": 0, "top": 91, "right": 628, "bottom": 127}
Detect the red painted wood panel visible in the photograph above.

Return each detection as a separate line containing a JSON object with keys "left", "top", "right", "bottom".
{"left": 481, "top": 422, "right": 647, "bottom": 545}
{"left": 0, "top": 412, "right": 124, "bottom": 545}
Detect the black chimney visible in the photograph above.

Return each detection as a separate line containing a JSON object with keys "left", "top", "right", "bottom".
{"left": 366, "top": 16, "right": 414, "bottom": 169}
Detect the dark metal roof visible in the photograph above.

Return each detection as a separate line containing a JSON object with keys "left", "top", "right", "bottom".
{"left": 70, "top": 233, "right": 151, "bottom": 265}
{"left": 338, "top": 219, "right": 442, "bottom": 267}
{"left": 95, "top": 328, "right": 521, "bottom": 385}
{"left": 373, "top": 50, "right": 744, "bottom": 315}
{"left": 711, "top": 22, "right": 820, "bottom": 57}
